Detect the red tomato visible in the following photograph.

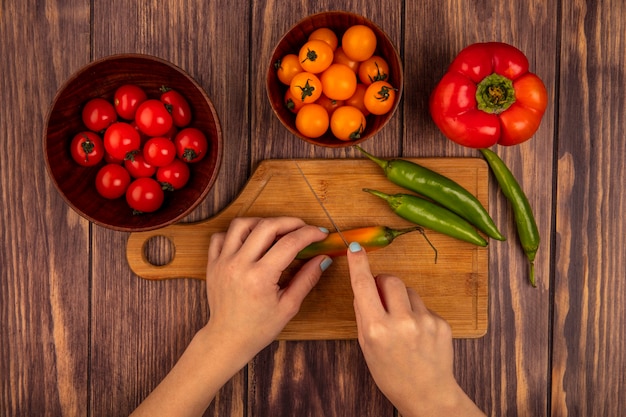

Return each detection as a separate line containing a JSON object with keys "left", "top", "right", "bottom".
{"left": 134, "top": 99, "right": 174, "bottom": 137}
{"left": 114, "top": 84, "right": 147, "bottom": 120}
{"left": 143, "top": 137, "right": 177, "bottom": 167}
{"left": 103, "top": 122, "right": 141, "bottom": 161}
{"left": 174, "top": 128, "right": 208, "bottom": 163}
{"left": 160, "top": 87, "right": 192, "bottom": 127}
{"left": 156, "top": 159, "right": 191, "bottom": 190}
{"left": 95, "top": 163, "right": 131, "bottom": 199}
{"left": 126, "top": 177, "right": 165, "bottom": 213}
{"left": 82, "top": 98, "right": 117, "bottom": 132}
{"left": 124, "top": 153, "right": 156, "bottom": 178}
{"left": 70, "top": 131, "right": 105, "bottom": 167}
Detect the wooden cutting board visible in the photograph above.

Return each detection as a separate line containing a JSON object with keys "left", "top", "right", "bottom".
{"left": 126, "top": 158, "right": 490, "bottom": 340}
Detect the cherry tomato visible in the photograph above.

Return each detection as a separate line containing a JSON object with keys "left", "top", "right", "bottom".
{"left": 70, "top": 131, "right": 105, "bottom": 167}
{"left": 298, "top": 40, "right": 334, "bottom": 74}
{"left": 342, "top": 25, "right": 377, "bottom": 62}
{"left": 143, "top": 137, "right": 177, "bottom": 167}
{"left": 289, "top": 72, "right": 323, "bottom": 104}
{"left": 284, "top": 89, "right": 305, "bottom": 114}
{"left": 104, "top": 152, "right": 124, "bottom": 165}
{"left": 295, "top": 103, "right": 329, "bottom": 138}
{"left": 95, "top": 163, "right": 131, "bottom": 199}
{"left": 357, "top": 56, "right": 389, "bottom": 85}
{"left": 174, "top": 127, "right": 209, "bottom": 163}
{"left": 330, "top": 105, "right": 366, "bottom": 141}
{"left": 364, "top": 81, "right": 397, "bottom": 115}
{"left": 320, "top": 63, "right": 358, "bottom": 101}
{"left": 126, "top": 177, "right": 165, "bottom": 213}
{"left": 134, "top": 99, "right": 174, "bottom": 137}
{"left": 160, "top": 87, "right": 192, "bottom": 127}
{"left": 345, "top": 83, "right": 371, "bottom": 116}
{"left": 103, "top": 122, "right": 141, "bottom": 161}
{"left": 275, "top": 54, "right": 303, "bottom": 85}
{"left": 113, "top": 84, "right": 147, "bottom": 120}
{"left": 156, "top": 159, "right": 191, "bottom": 191}
{"left": 308, "top": 27, "right": 338, "bottom": 51}
{"left": 316, "top": 94, "right": 344, "bottom": 116}
{"left": 82, "top": 98, "right": 117, "bottom": 132}
{"left": 332, "top": 47, "right": 359, "bottom": 73}
{"left": 124, "top": 153, "right": 156, "bottom": 178}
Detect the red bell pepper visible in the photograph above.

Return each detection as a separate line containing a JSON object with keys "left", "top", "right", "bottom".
{"left": 429, "top": 42, "right": 548, "bottom": 148}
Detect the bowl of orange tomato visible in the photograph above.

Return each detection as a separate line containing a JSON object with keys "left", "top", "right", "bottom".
{"left": 266, "top": 11, "right": 403, "bottom": 148}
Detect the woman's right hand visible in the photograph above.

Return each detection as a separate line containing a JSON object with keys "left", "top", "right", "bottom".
{"left": 346, "top": 242, "right": 486, "bottom": 417}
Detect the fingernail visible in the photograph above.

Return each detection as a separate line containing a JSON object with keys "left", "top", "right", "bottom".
{"left": 349, "top": 242, "right": 362, "bottom": 253}
{"left": 318, "top": 226, "right": 330, "bottom": 233}
{"left": 320, "top": 256, "right": 333, "bottom": 272}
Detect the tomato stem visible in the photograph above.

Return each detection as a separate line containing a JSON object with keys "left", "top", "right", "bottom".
{"left": 476, "top": 73, "right": 516, "bottom": 114}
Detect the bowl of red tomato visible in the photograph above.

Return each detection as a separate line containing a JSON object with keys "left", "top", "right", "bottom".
{"left": 266, "top": 11, "right": 403, "bottom": 148}
{"left": 44, "top": 53, "right": 223, "bottom": 232}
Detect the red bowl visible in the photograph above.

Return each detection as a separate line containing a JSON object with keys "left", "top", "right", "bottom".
{"left": 44, "top": 53, "right": 223, "bottom": 232}
{"left": 267, "top": 11, "right": 403, "bottom": 148}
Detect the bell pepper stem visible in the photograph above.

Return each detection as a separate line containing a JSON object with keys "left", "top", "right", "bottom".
{"left": 476, "top": 73, "right": 516, "bottom": 114}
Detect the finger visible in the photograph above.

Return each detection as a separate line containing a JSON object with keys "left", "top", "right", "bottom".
{"left": 374, "top": 274, "right": 412, "bottom": 314}
{"left": 207, "top": 232, "right": 226, "bottom": 263}
{"left": 220, "top": 217, "right": 262, "bottom": 256}
{"left": 346, "top": 242, "right": 385, "bottom": 319}
{"left": 262, "top": 224, "right": 329, "bottom": 271}
{"left": 406, "top": 287, "right": 429, "bottom": 315}
{"left": 278, "top": 255, "right": 329, "bottom": 319}
{"left": 237, "top": 217, "right": 308, "bottom": 262}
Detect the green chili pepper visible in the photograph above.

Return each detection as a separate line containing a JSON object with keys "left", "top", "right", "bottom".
{"left": 356, "top": 146, "right": 505, "bottom": 241}
{"left": 296, "top": 225, "right": 425, "bottom": 260}
{"left": 480, "top": 148, "right": 540, "bottom": 287}
{"left": 364, "top": 189, "right": 488, "bottom": 247}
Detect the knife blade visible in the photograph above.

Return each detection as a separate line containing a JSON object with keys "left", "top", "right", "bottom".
{"left": 294, "top": 161, "right": 349, "bottom": 248}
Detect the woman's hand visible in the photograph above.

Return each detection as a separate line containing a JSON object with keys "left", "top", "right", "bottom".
{"left": 346, "top": 242, "right": 486, "bottom": 417}
{"left": 131, "top": 217, "right": 331, "bottom": 417}
{"left": 204, "top": 217, "right": 332, "bottom": 362}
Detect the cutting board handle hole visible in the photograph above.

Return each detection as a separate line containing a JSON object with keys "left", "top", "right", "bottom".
{"left": 143, "top": 235, "right": 175, "bottom": 267}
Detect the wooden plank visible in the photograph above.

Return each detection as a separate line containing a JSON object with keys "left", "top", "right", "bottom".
{"left": 127, "top": 158, "right": 490, "bottom": 339}
{"left": 0, "top": 1, "right": 92, "bottom": 416}
{"left": 88, "top": 1, "right": 250, "bottom": 416}
{"left": 403, "top": 1, "right": 558, "bottom": 415}
{"left": 248, "top": 1, "right": 404, "bottom": 416}
{"left": 552, "top": 0, "right": 626, "bottom": 416}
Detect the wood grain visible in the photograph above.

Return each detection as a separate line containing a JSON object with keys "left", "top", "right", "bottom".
{"left": 552, "top": 1, "right": 626, "bottom": 416}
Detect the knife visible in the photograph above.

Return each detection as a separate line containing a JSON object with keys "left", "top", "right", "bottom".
{"left": 294, "top": 161, "right": 349, "bottom": 248}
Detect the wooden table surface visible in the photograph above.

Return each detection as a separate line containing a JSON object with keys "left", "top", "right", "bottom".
{"left": 1, "top": 1, "right": 624, "bottom": 416}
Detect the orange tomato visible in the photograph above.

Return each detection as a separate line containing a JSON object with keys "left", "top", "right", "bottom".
{"left": 345, "top": 83, "right": 371, "bottom": 116}
{"left": 290, "top": 72, "right": 323, "bottom": 104}
{"left": 364, "top": 81, "right": 396, "bottom": 115}
{"left": 276, "top": 54, "right": 303, "bottom": 85}
{"left": 320, "top": 63, "right": 358, "bottom": 101}
{"left": 308, "top": 27, "right": 338, "bottom": 51}
{"left": 316, "top": 94, "right": 344, "bottom": 115}
{"left": 330, "top": 105, "right": 366, "bottom": 141}
{"left": 299, "top": 40, "right": 334, "bottom": 74}
{"left": 296, "top": 103, "right": 330, "bottom": 138}
{"left": 341, "top": 25, "right": 377, "bottom": 61}
{"left": 284, "top": 88, "right": 305, "bottom": 113}
{"left": 332, "top": 47, "right": 360, "bottom": 73}
{"left": 357, "top": 56, "right": 389, "bottom": 85}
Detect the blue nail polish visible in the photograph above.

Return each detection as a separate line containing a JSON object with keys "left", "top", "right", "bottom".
{"left": 320, "top": 256, "right": 333, "bottom": 272}
{"left": 349, "top": 242, "right": 362, "bottom": 253}
{"left": 318, "top": 227, "right": 330, "bottom": 233}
